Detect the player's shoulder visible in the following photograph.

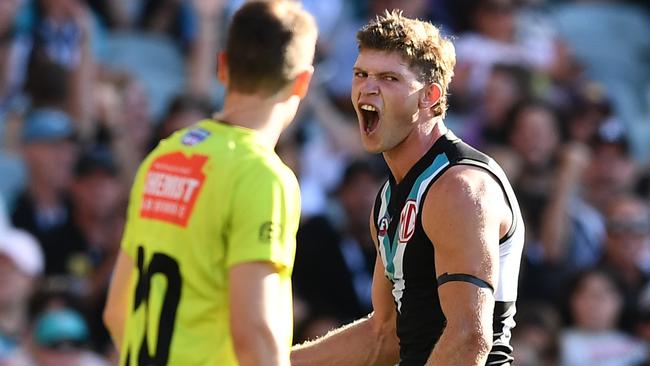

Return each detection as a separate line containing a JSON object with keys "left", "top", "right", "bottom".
{"left": 422, "top": 165, "right": 507, "bottom": 245}
{"left": 426, "top": 165, "right": 503, "bottom": 214}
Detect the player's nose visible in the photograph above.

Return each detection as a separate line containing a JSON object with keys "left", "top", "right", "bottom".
{"left": 359, "top": 77, "right": 379, "bottom": 96}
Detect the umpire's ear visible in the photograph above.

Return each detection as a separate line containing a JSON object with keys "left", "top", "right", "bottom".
{"left": 291, "top": 66, "right": 314, "bottom": 99}
{"left": 217, "top": 52, "right": 229, "bottom": 86}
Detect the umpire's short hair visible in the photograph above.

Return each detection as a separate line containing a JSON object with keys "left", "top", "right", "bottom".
{"left": 225, "top": 0, "right": 318, "bottom": 96}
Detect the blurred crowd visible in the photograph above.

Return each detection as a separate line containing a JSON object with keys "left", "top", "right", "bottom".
{"left": 0, "top": 0, "right": 648, "bottom": 365}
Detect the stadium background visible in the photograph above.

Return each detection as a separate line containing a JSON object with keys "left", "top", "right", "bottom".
{"left": 0, "top": 0, "right": 649, "bottom": 364}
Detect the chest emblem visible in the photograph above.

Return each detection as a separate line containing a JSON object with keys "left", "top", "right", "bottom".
{"left": 378, "top": 216, "right": 390, "bottom": 237}
{"left": 398, "top": 200, "right": 417, "bottom": 243}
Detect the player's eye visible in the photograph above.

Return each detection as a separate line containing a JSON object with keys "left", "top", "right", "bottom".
{"left": 354, "top": 71, "right": 367, "bottom": 78}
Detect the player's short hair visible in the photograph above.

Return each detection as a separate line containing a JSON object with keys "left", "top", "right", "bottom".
{"left": 357, "top": 10, "right": 456, "bottom": 117}
{"left": 225, "top": 0, "right": 318, "bottom": 96}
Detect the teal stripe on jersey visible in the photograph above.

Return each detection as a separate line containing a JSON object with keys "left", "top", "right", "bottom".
{"left": 407, "top": 154, "right": 450, "bottom": 201}
{"left": 382, "top": 154, "right": 449, "bottom": 280}
{"left": 380, "top": 183, "right": 395, "bottom": 276}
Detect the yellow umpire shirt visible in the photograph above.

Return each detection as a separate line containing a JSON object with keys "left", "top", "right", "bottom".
{"left": 119, "top": 119, "right": 300, "bottom": 365}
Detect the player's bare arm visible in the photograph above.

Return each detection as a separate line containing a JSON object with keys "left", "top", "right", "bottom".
{"left": 229, "top": 261, "right": 292, "bottom": 366}
{"left": 104, "top": 249, "right": 134, "bottom": 349}
{"left": 290, "top": 209, "right": 400, "bottom": 366}
{"left": 422, "top": 165, "right": 510, "bottom": 366}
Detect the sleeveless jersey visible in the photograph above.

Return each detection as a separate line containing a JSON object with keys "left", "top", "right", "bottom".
{"left": 372, "top": 132, "right": 524, "bottom": 365}
{"left": 119, "top": 120, "right": 300, "bottom": 366}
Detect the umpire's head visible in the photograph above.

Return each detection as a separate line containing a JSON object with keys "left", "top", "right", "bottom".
{"left": 220, "top": 0, "right": 318, "bottom": 97}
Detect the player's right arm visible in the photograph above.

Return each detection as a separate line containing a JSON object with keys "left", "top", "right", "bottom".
{"left": 290, "top": 209, "right": 400, "bottom": 366}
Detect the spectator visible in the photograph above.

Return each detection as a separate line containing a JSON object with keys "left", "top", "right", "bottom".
{"left": 150, "top": 93, "right": 212, "bottom": 146}
{"left": 12, "top": 108, "right": 81, "bottom": 276}
{"left": 561, "top": 82, "right": 612, "bottom": 144}
{"left": 0, "top": 0, "right": 31, "bottom": 119}
{"left": 583, "top": 120, "right": 639, "bottom": 214}
{"left": 505, "top": 100, "right": 561, "bottom": 240}
{"left": 511, "top": 302, "right": 561, "bottom": 366}
{"left": 26, "top": 0, "right": 97, "bottom": 131}
{"left": 28, "top": 0, "right": 96, "bottom": 69}
{"left": 461, "top": 63, "right": 533, "bottom": 148}
{"left": 560, "top": 268, "right": 647, "bottom": 366}
{"left": 92, "top": 75, "right": 154, "bottom": 184}
{"left": 69, "top": 145, "right": 125, "bottom": 351}
{"left": 69, "top": 145, "right": 123, "bottom": 271}
{"left": 136, "top": 0, "right": 198, "bottom": 53}
{"left": 28, "top": 308, "right": 107, "bottom": 366}
{"left": 293, "top": 159, "right": 385, "bottom": 341}
{"left": 599, "top": 193, "right": 650, "bottom": 331}
{"left": 23, "top": 57, "right": 69, "bottom": 111}
{"left": 451, "top": 0, "right": 557, "bottom": 106}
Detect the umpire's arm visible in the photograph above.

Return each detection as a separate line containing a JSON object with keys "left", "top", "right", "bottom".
{"left": 230, "top": 262, "right": 291, "bottom": 366}
{"left": 104, "top": 250, "right": 135, "bottom": 350}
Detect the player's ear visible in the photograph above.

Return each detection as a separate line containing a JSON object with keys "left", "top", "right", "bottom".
{"left": 419, "top": 83, "right": 442, "bottom": 110}
{"left": 217, "top": 52, "right": 229, "bottom": 86}
{"left": 291, "top": 66, "right": 314, "bottom": 99}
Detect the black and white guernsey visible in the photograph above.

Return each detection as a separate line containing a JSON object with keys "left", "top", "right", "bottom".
{"left": 372, "top": 131, "right": 525, "bottom": 366}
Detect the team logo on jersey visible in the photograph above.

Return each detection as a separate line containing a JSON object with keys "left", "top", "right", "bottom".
{"left": 140, "top": 152, "right": 209, "bottom": 226}
{"left": 259, "top": 221, "right": 282, "bottom": 243}
{"left": 181, "top": 128, "right": 211, "bottom": 146}
{"left": 378, "top": 216, "right": 390, "bottom": 237}
{"left": 398, "top": 200, "right": 417, "bottom": 243}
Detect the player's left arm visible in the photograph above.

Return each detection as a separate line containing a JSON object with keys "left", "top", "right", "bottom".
{"left": 422, "top": 165, "right": 508, "bottom": 366}
{"left": 103, "top": 249, "right": 134, "bottom": 350}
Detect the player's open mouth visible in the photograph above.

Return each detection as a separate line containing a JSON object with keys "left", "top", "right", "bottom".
{"left": 359, "top": 104, "right": 380, "bottom": 135}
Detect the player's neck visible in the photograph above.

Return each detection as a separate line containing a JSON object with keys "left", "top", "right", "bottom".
{"left": 384, "top": 118, "right": 447, "bottom": 184}
{"left": 215, "top": 91, "right": 299, "bottom": 148}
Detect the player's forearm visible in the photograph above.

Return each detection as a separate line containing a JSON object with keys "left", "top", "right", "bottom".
{"left": 291, "top": 314, "right": 399, "bottom": 366}
{"left": 425, "top": 326, "right": 491, "bottom": 366}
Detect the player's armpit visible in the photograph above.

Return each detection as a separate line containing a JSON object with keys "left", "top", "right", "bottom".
{"left": 422, "top": 166, "right": 506, "bottom": 366}
{"left": 229, "top": 261, "right": 291, "bottom": 366}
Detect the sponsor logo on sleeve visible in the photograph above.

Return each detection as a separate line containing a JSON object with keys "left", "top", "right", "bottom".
{"left": 140, "top": 152, "right": 209, "bottom": 227}
{"left": 181, "top": 128, "right": 211, "bottom": 146}
{"left": 258, "top": 221, "right": 282, "bottom": 244}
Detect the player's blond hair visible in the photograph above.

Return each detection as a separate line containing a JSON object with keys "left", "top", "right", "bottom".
{"left": 357, "top": 10, "right": 456, "bottom": 117}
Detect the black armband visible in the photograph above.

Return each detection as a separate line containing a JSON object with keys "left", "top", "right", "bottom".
{"left": 437, "top": 272, "right": 494, "bottom": 293}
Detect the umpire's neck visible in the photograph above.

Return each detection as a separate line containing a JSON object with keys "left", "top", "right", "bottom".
{"left": 215, "top": 88, "right": 301, "bottom": 149}
{"left": 214, "top": 62, "right": 313, "bottom": 149}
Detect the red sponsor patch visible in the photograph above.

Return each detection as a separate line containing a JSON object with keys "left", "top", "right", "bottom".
{"left": 398, "top": 200, "right": 417, "bottom": 243}
{"left": 140, "top": 152, "right": 208, "bottom": 227}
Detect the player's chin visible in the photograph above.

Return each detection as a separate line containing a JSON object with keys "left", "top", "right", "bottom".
{"left": 360, "top": 137, "right": 383, "bottom": 154}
